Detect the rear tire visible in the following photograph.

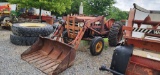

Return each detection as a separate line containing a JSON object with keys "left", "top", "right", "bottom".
{"left": 10, "top": 34, "right": 38, "bottom": 46}
{"left": 90, "top": 37, "right": 104, "bottom": 56}
{"left": 108, "top": 21, "right": 123, "bottom": 46}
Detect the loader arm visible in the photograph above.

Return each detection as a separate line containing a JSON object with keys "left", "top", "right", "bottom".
{"left": 71, "top": 16, "right": 104, "bottom": 50}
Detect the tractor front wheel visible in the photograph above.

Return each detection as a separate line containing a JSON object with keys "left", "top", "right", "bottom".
{"left": 90, "top": 37, "right": 104, "bottom": 56}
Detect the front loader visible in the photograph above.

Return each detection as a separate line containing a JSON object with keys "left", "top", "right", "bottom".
{"left": 21, "top": 15, "right": 123, "bottom": 75}
{"left": 100, "top": 3, "right": 160, "bottom": 75}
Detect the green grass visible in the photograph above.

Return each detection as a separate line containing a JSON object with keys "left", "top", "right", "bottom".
{"left": 78, "top": 38, "right": 108, "bottom": 50}
{"left": 103, "top": 38, "right": 108, "bottom": 50}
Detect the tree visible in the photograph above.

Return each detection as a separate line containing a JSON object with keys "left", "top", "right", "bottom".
{"left": 60, "top": 0, "right": 128, "bottom": 21}
{"left": 0, "top": 0, "right": 8, "bottom": 2}
{"left": 61, "top": 0, "right": 115, "bottom": 16}
{"left": 66, "top": 0, "right": 82, "bottom": 14}
{"left": 8, "top": 0, "right": 72, "bottom": 14}
{"left": 54, "top": 0, "right": 82, "bottom": 16}
{"left": 106, "top": 6, "right": 128, "bottom": 21}
{"left": 83, "top": 0, "right": 115, "bottom": 15}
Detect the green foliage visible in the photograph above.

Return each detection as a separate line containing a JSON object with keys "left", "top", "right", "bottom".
{"left": 54, "top": 0, "right": 82, "bottom": 16}
{"left": 0, "top": 0, "right": 8, "bottom": 2}
{"left": 83, "top": 0, "right": 115, "bottom": 15}
{"left": 66, "top": 0, "right": 81, "bottom": 14}
{"left": 107, "top": 6, "right": 128, "bottom": 21}
{"left": 64, "top": 0, "right": 128, "bottom": 21}
{"left": 7, "top": 0, "right": 128, "bottom": 20}
{"left": 59, "top": 0, "right": 115, "bottom": 16}
{"left": 8, "top": 0, "right": 72, "bottom": 14}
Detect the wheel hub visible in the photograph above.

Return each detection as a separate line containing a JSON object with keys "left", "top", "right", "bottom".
{"left": 96, "top": 41, "right": 102, "bottom": 52}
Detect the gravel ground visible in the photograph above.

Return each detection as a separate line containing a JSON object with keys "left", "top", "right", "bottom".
{"left": 0, "top": 28, "right": 114, "bottom": 75}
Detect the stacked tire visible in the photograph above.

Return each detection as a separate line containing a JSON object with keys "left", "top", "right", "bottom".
{"left": 10, "top": 23, "right": 53, "bottom": 46}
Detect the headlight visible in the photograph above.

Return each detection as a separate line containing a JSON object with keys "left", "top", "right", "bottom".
{"left": 95, "top": 21, "right": 100, "bottom": 24}
{"left": 78, "top": 22, "right": 84, "bottom": 27}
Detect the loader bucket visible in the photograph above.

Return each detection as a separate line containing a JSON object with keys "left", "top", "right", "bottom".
{"left": 21, "top": 37, "right": 76, "bottom": 75}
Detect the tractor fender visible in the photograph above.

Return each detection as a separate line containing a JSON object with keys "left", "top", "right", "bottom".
{"left": 105, "top": 19, "right": 115, "bottom": 29}
{"left": 110, "top": 45, "right": 133, "bottom": 75}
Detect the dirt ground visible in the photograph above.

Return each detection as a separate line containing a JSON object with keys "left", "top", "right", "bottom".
{"left": 0, "top": 28, "right": 114, "bottom": 75}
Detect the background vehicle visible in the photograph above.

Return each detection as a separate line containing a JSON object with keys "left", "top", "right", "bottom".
{"left": 100, "top": 3, "right": 160, "bottom": 75}
{"left": 0, "top": 2, "right": 53, "bottom": 29}
{"left": 0, "top": 3, "right": 15, "bottom": 28}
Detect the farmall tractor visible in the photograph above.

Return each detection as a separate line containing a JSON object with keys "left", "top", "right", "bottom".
{"left": 20, "top": 15, "right": 123, "bottom": 75}
{"left": 100, "top": 3, "right": 160, "bottom": 75}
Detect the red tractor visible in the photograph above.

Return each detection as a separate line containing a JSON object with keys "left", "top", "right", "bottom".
{"left": 20, "top": 15, "right": 123, "bottom": 75}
